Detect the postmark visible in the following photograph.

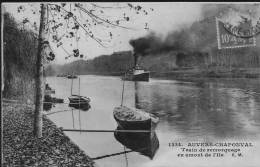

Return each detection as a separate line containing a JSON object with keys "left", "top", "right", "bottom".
{"left": 216, "top": 17, "right": 256, "bottom": 49}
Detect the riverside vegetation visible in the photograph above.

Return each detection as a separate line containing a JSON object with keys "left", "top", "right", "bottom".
{"left": 3, "top": 12, "right": 94, "bottom": 167}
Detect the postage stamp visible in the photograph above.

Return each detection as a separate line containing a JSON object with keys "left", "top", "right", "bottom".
{"left": 216, "top": 17, "right": 256, "bottom": 50}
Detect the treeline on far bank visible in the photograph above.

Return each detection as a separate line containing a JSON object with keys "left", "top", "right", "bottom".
{"left": 3, "top": 12, "right": 38, "bottom": 101}
{"left": 45, "top": 51, "right": 135, "bottom": 76}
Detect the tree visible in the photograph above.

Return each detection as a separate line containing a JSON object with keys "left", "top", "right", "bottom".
{"left": 14, "top": 2, "right": 152, "bottom": 138}
{"left": 3, "top": 12, "right": 38, "bottom": 99}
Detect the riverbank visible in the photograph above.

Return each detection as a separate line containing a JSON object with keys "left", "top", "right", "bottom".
{"left": 150, "top": 67, "right": 260, "bottom": 79}
{"left": 2, "top": 100, "right": 95, "bottom": 167}
{"left": 51, "top": 67, "right": 260, "bottom": 79}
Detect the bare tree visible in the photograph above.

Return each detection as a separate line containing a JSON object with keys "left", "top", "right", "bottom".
{"left": 16, "top": 2, "right": 152, "bottom": 138}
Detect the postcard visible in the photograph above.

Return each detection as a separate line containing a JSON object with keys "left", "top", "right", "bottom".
{"left": 2, "top": 2, "right": 260, "bottom": 167}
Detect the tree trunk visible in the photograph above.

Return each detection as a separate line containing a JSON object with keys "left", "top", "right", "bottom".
{"left": 33, "top": 3, "right": 47, "bottom": 138}
{"left": 1, "top": 6, "right": 5, "bottom": 92}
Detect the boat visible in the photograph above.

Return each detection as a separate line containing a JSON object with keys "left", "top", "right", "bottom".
{"left": 45, "top": 83, "right": 55, "bottom": 95}
{"left": 113, "top": 106, "right": 159, "bottom": 130}
{"left": 114, "top": 126, "right": 159, "bottom": 159}
{"left": 67, "top": 74, "right": 77, "bottom": 79}
{"left": 68, "top": 94, "right": 91, "bottom": 110}
{"left": 123, "top": 65, "right": 150, "bottom": 82}
{"left": 57, "top": 74, "right": 67, "bottom": 77}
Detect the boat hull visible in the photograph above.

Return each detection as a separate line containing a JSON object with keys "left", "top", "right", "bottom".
{"left": 114, "top": 115, "right": 152, "bottom": 130}
{"left": 67, "top": 75, "right": 77, "bottom": 79}
{"left": 133, "top": 72, "right": 149, "bottom": 81}
{"left": 124, "top": 72, "right": 149, "bottom": 82}
{"left": 113, "top": 106, "right": 159, "bottom": 130}
{"left": 68, "top": 95, "right": 91, "bottom": 111}
{"left": 67, "top": 76, "right": 77, "bottom": 79}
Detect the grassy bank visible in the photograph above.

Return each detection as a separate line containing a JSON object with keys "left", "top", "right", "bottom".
{"left": 2, "top": 100, "right": 95, "bottom": 167}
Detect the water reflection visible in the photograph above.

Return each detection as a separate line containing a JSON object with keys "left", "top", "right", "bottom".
{"left": 114, "top": 127, "right": 159, "bottom": 160}
{"left": 43, "top": 102, "right": 53, "bottom": 111}
{"left": 135, "top": 79, "right": 260, "bottom": 138}
{"left": 68, "top": 102, "right": 91, "bottom": 111}
{"left": 43, "top": 96, "right": 55, "bottom": 111}
{"left": 46, "top": 76, "right": 260, "bottom": 167}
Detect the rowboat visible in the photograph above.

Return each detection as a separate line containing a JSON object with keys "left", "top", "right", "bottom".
{"left": 67, "top": 75, "right": 77, "bottom": 79}
{"left": 114, "top": 126, "right": 159, "bottom": 159}
{"left": 113, "top": 106, "right": 159, "bottom": 130}
{"left": 68, "top": 95, "right": 91, "bottom": 110}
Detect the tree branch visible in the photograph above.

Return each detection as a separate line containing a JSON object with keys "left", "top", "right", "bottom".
{"left": 75, "top": 3, "right": 136, "bottom": 30}
{"left": 91, "top": 3, "right": 128, "bottom": 9}
{"left": 47, "top": 3, "right": 107, "bottom": 47}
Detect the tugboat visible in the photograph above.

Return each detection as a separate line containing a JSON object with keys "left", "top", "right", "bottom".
{"left": 124, "top": 65, "right": 150, "bottom": 82}
{"left": 123, "top": 52, "right": 150, "bottom": 82}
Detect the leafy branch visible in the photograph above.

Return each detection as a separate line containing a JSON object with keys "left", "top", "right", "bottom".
{"left": 16, "top": 2, "right": 152, "bottom": 61}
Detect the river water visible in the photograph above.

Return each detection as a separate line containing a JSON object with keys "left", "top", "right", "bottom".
{"left": 46, "top": 75, "right": 260, "bottom": 167}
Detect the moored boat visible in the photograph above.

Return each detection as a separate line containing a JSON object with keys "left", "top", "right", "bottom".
{"left": 57, "top": 74, "right": 67, "bottom": 77}
{"left": 113, "top": 106, "right": 159, "bottom": 130}
{"left": 45, "top": 83, "right": 55, "bottom": 95}
{"left": 67, "top": 74, "right": 77, "bottom": 79}
{"left": 68, "top": 95, "right": 91, "bottom": 110}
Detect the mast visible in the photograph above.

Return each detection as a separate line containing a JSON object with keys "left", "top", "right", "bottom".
{"left": 120, "top": 72, "right": 126, "bottom": 106}
{"left": 71, "top": 78, "right": 73, "bottom": 95}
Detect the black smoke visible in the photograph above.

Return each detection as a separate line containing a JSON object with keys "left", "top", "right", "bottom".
{"left": 129, "top": 4, "right": 260, "bottom": 58}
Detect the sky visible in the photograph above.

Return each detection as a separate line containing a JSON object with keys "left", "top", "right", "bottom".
{"left": 5, "top": 2, "right": 259, "bottom": 66}
{"left": 3, "top": 2, "right": 206, "bottom": 64}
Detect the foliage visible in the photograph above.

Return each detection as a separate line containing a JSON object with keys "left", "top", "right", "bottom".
{"left": 3, "top": 12, "right": 37, "bottom": 100}
{"left": 17, "top": 3, "right": 152, "bottom": 61}
{"left": 45, "top": 51, "right": 134, "bottom": 76}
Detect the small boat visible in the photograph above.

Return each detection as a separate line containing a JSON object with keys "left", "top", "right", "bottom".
{"left": 68, "top": 95, "right": 91, "bottom": 110}
{"left": 67, "top": 75, "right": 78, "bottom": 79}
{"left": 45, "top": 83, "right": 55, "bottom": 95}
{"left": 57, "top": 74, "right": 67, "bottom": 77}
{"left": 45, "top": 89, "right": 55, "bottom": 95}
{"left": 123, "top": 65, "right": 150, "bottom": 82}
{"left": 114, "top": 126, "right": 159, "bottom": 159}
{"left": 113, "top": 106, "right": 159, "bottom": 130}
{"left": 52, "top": 97, "right": 64, "bottom": 103}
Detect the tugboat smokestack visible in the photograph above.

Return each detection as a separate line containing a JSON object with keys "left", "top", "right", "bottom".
{"left": 133, "top": 52, "right": 138, "bottom": 66}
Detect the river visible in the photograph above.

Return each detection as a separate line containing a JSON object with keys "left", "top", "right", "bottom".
{"left": 46, "top": 75, "right": 260, "bottom": 167}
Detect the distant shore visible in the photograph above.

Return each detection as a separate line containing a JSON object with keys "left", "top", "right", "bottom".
{"left": 51, "top": 67, "right": 260, "bottom": 80}
{"left": 2, "top": 100, "right": 95, "bottom": 167}
{"left": 150, "top": 67, "right": 260, "bottom": 80}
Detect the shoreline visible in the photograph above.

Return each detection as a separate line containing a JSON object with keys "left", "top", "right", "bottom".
{"left": 49, "top": 68, "right": 260, "bottom": 80}
{"left": 2, "top": 101, "right": 95, "bottom": 167}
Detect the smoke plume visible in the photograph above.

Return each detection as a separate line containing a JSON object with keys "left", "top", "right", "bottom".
{"left": 129, "top": 4, "right": 260, "bottom": 58}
